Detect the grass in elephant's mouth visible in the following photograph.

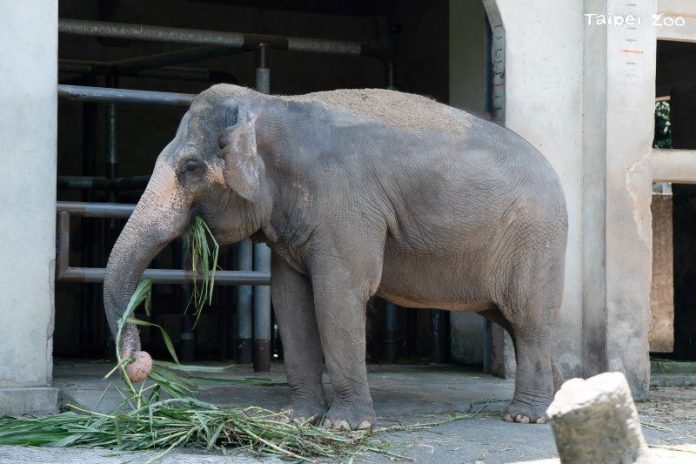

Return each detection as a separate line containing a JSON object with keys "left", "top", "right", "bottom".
{"left": 0, "top": 217, "right": 472, "bottom": 462}
{"left": 183, "top": 216, "right": 220, "bottom": 324}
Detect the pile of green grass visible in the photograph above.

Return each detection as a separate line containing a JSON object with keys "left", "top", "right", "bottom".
{"left": 0, "top": 217, "right": 471, "bottom": 462}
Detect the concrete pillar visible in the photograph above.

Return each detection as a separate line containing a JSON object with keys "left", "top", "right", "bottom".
{"left": 671, "top": 84, "right": 696, "bottom": 358}
{"left": 0, "top": 1, "right": 59, "bottom": 414}
{"left": 448, "top": 0, "right": 488, "bottom": 366}
{"left": 483, "top": 0, "right": 586, "bottom": 380}
{"left": 581, "top": 0, "right": 655, "bottom": 398}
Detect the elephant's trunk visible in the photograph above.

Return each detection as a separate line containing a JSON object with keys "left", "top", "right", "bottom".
{"left": 103, "top": 162, "right": 187, "bottom": 381}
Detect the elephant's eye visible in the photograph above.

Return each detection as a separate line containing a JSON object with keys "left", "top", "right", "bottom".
{"left": 181, "top": 159, "right": 206, "bottom": 182}
{"left": 183, "top": 159, "right": 204, "bottom": 174}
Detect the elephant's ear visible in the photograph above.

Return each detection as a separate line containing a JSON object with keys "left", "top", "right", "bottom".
{"left": 217, "top": 109, "right": 261, "bottom": 202}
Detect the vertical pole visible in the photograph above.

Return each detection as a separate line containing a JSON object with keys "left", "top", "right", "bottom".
{"left": 383, "top": 302, "right": 399, "bottom": 363}
{"left": 253, "top": 44, "right": 272, "bottom": 372}
{"left": 80, "top": 74, "right": 98, "bottom": 355}
{"left": 180, "top": 243, "right": 195, "bottom": 362}
{"left": 431, "top": 310, "right": 450, "bottom": 364}
{"left": 104, "top": 74, "right": 118, "bottom": 356}
{"left": 235, "top": 239, "right": 253, "bottom": 363}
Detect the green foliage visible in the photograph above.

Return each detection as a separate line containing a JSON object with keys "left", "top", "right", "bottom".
{"left": 0, "top": 216, "right": 473, "bottom": 461}
{"left": 183, "top": 216, "right": 220, "bottom": 326}
{"left": 654, "top": 101, "right": 672, "bottom": 149}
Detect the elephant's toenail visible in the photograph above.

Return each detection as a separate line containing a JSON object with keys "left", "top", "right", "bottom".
{"left": 516, "top": 415, "right": 530, "bottom": 424}
{"left": 358, "top": 420, "right": 372, "bottom": 430}
{"left": 323, "top": 418, "right": 332, "bottom": 429}
{"left": 503, "top": 414, "right": 513, "bottom": 422}
{"left": 334, "top": 419, "right": 350, "bottom": 431}
{"left": 535, "top": 417, "right": 546, "bottom": 424}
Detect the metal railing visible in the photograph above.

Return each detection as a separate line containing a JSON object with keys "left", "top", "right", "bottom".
{"left": 57, "top": 16, "right": 393, "bottom": 370}
{"left": 56, "top": 201, "right": 271, "bottom": 286}
{"left": 58, "top": 84, "right": 195, "bottom": 106}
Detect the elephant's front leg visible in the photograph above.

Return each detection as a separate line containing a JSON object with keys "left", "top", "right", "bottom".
{"left": 310, "top": 254, "right": 382, "bottom": 431}
{"left": 271, "top": 254, "right": 327, "bottom": 422}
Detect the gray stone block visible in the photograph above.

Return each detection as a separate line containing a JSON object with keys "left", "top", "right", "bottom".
{"left": 546, "top": 372, "right": 650, "bottom": 464}
{"left": 0, "top": 387, "right": 59, "bottom": 416}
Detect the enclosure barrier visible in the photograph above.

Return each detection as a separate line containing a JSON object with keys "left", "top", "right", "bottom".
{"left": 57, "top": 16, "right": 399, "bottom": 370}
{"left": 56, "top": 201, "right": 271, "bottom": 285}
{"left": 58, "top": 84, "right": 195, "bottom": 106}
{"left": 652, "top": 148, "right": 696, "bottom": 184}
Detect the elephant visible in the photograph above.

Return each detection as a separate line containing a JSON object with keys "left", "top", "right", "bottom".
{"left": 103, "top": 83, "right": 568, "bottom": 430}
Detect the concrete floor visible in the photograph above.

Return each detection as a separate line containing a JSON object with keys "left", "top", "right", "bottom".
{"left": 1, "top": 361, "right": 695, "bottom": 463}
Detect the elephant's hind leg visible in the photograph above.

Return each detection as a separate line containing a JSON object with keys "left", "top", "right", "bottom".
{"left": 497, "top": 254, "right": 564, "bottom": 424}
{"left": 504, "top": 328, "right": 555, "bottom": 424}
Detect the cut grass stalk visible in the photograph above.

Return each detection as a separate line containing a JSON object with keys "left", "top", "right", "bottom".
{"left": 0, "top": 216, "right": 474, "bottom": 461}
{"left": 183, "top": 216, "right": 219, "bottom": 325}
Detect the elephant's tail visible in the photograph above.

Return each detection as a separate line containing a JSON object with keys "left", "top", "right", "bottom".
{"left": 552, "top": 357, "right": 565, "bottom": 393}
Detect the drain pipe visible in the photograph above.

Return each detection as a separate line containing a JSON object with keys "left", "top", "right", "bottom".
{"left": 252, "top": 44, "right": 273, "bottom": 373}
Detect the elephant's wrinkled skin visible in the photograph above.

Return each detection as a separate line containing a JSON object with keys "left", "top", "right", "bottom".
{"left": 104, "top": 84, "right": 568, "bottom": 429}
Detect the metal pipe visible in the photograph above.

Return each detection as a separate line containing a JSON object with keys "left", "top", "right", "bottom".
{"left": 431, "top": 310, "right": 450, "bottom": 364}
{"left": 79, "top": 87, "right": 101, "bottom": 355}
{"left": 59, "top": 19, "right": 385, "bottom": 58}
{"left": 109, "top": 46, "right": 247, "bottom": 73}
{"left": 483, "top": 319, "right": 493, "bottom": 374}
{"left": 60, "top": 59, "right": 238, "bottom": 83}
{"left": 235, "top": 239, "right": 253, "bottom": 364}
{"left": 252, "top": 243, "right": 272, "bottom": 372}
{"left": 106, "top": 78, "right": 118, "bottom": 189}
{"left": 252, "top": 44, "right": 273, "bottom": 372}
{"left": 383, "top": 302, "right": 399, "bottom": 363}
{"left": 180, "top": 243, "right": 195, "bottom": 362}
{"left": 57, "top": 201, "right": 136, "bottom": 218}
{"left": 55, "top": 202, "right": 271, "bottom": 282}
{"left": 58, "top": 176, "right": 109, "bottom": 190}
{"left": 58, "top": 176, "right": 150, "bottom": 191}
{"left": 59, "top": 267, "right": 270, "bottom": 285}
{"left": 111, "top": 176, "right": 150, "bottom": 191}
{"left": 58, "top": 84, "right": 195, "bottom": 106}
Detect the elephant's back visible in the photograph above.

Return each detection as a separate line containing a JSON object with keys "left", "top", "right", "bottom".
{"left": 284, "top": 88, "right": 479, "bottom": 137}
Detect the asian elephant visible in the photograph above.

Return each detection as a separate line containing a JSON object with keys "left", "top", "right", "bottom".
{"left": 103, "top": 84, "right": 568, "bottom": 429}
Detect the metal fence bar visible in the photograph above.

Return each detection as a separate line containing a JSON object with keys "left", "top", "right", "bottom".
{"left": 58, "top": 84, "right": 195, "bottom": 106}
{"left": 60, "top": 59, "right": 238, "bottom": 83}
{"left": 59, "top": 267, "right": 270, "bottom": 285}
{"left": 57, "top": 201, "right": 136, "bottom": 218}
{"left": 252, "top": 43, "right": 273, "bottom": 372}
{"left": 55, "top": 202, "right": 270, "bottom": 285}
{"left": 58, "top": 19, "right": 383, "bottom": 57}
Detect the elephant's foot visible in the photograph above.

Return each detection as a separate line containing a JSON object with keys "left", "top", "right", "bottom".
{"left": 503, "top": 397, "right": 550, "bottom": 424}
{"left": 284, "top": 398, "right": 327, "bottom": 425}
{"left": 322, "top": 399, "right": 376, "bottom": 431}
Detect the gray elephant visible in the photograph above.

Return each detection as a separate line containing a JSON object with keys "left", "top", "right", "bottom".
{"left": 103, "top": 84, "right": 567, "bottom": 430}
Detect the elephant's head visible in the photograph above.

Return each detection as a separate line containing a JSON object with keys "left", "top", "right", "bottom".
{"left": 103, "top": 85, "right": 271, "bottom": 381}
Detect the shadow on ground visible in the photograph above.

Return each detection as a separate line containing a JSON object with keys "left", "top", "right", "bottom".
{"left": 0, "top": 361, "right": 694, "bottom": 463}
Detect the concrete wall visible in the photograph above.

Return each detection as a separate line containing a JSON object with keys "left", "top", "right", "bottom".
{"left": 479, "top": 0, "right": 656, "bottom": 398}
{"left": 580, "top": 0, "right": 655, "bottom": 397}
{"left": 0, "top": 0, "right": 59, "bottom": 413}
